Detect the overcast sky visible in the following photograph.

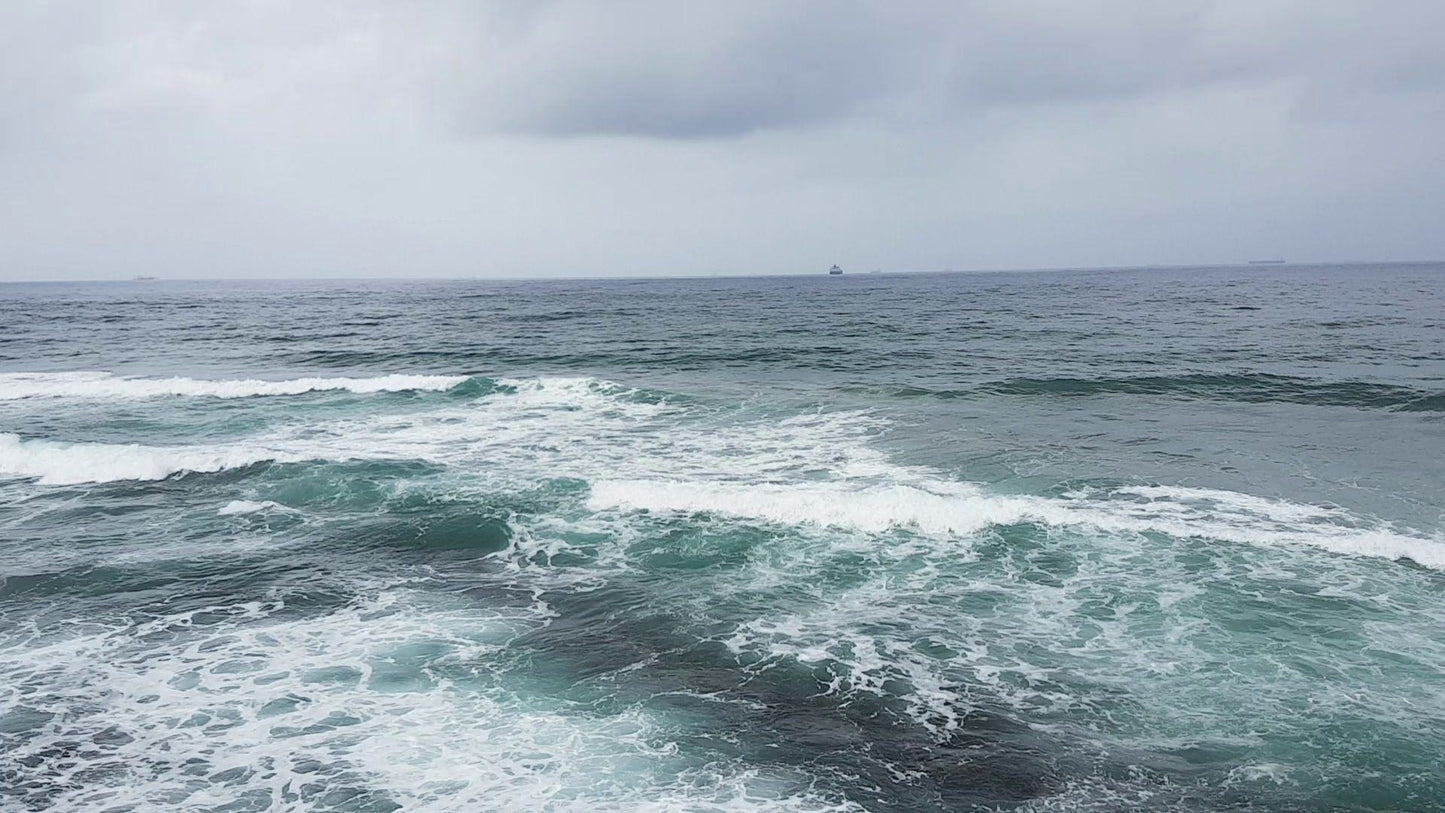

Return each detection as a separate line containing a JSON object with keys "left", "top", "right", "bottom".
{"left": 2, "top": 1, "right": 1443, "bottom": 280}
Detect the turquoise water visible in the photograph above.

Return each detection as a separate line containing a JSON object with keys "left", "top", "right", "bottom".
{"left": 2, "top": 264, "right": 1444, "bottom": 811}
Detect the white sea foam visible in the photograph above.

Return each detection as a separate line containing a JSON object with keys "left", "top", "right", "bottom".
{"left": 0, "top": 375, "right": 673, "bottom": 486}
{"left": 6, "top": 370, "right": 1444, "bottom": 806}
{"left": 495, "top": 375, "right": 668, "bottom": 414}
{"left": 0, "top": 433, "right": 306, "bottom": 485}
{"left": 587, "top": 477, "right": 1445, "bottom": 569}
{"left": 0, "top": 581, "right": 859, "bottom": 811}
{"left": 4, "top": 370, "right": 1440, "bottom": 570}
{"left": 0, "top": 371, "right": 468, "bottom": 400}
{"left": 218, "top": 499, "right": 289, "bottom": 515}
{"left": 588, "top": 479, "right": 1032, "bottom": 536}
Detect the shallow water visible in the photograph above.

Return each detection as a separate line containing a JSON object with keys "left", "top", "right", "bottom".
{"left": 2, "top": 264, "right": 1443, "bottom": 811}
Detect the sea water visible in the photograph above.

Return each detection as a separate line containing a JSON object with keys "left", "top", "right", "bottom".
{"left": 1, "top": 264, "right": 1443, "bottom": 811}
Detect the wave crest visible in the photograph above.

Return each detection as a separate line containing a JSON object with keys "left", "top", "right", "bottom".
{"left": 0, "top": 372, "right": 473, "bottom": 401}
{"left": 587, "top": 478, "right": 1445, "bottom": 569}
{"left": 0, "top": 433, "right": 301, "bottom": 485}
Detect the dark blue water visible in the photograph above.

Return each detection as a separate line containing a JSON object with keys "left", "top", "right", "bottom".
{"left": 2, "top": 263, "right": 1443, "bottom": 811}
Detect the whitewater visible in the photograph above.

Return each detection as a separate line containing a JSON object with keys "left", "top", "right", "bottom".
{"left": 2, "top": 266, "right": 1443, "bottom": 811}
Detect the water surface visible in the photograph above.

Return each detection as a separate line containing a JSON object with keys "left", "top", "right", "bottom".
{"left": 2, "top": 264, "right": 1444, "bottom": 811}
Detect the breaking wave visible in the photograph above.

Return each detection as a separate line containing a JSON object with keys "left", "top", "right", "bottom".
{"left": 0, "top": 433, "right": 304, "bottom": 485}
{"left": 0, "top": 375, "right": 672, "bottom": 485}
{"left": 0, "top": 371, "right": 472, "bottom": 400}
{"left": 587, "top": 479, "right": 1445, "bottom": 569}
{"left": 4, "top": 372, "right": 1440, "bottom": 572}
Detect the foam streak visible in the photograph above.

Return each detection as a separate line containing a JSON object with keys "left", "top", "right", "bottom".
{"left": 0, "top": 372, "right": 468, "bottom": 400}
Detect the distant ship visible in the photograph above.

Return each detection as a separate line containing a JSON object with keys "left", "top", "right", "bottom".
{"left": 828, "top": 265, "right": 843, "bottom": 275}
{"left": 132, "top": 275, "right": 158, "bottom": 281}
{"left": 1247, "top": 259, "right": 1286, "bottom": 265}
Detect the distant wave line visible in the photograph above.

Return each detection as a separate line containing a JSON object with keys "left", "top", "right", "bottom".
{"left": 0, "top": 372, "right": 474, "bottom": 401}
{"left": 846, "top": 373, "right": 1445, "bottom": 412}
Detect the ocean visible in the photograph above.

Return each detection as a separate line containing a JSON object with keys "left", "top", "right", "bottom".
{"left": 1, "top": 263, "right": 1443, "bottom": 811}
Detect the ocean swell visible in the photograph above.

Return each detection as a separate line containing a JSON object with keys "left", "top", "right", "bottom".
{"left": 976, "top": 373, "right": 1445, "bottom": 411}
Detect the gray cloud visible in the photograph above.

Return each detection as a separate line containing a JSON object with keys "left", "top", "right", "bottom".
{"left": 448, "top": 2, "right": 931, "bottom": 138}
{"left": 443, "top": 1, "right": 1445, "bottom": 138}
{"left": 0, "top": 1, "right": 1442, "bottom": 280}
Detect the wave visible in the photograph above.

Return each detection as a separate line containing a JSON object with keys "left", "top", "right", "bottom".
{"left": 6, "top": 371, "right": 1439, "bottom": 570}
{"left": 850, "top": 375, "right": 1445, "bottom": 412}
{"left": 976, "top": 373, "right": 1445, "bottom": 411}
{"left": 588, "top": 479, "right": 1445, "bottom": 569}
{"left": 217, "top": 499, "right": 293, "bottom": 515}
{"left": 0, "top": 371, "right": 472, "bottom": 401}
{"left": 0, "top": 376, "right": 675, "bottom": 486}
{"left": 588, "top": 479, "right": 1026, "bottom": 536}
{"left": 0, "top": 433, "right": 305, "bottom": 485}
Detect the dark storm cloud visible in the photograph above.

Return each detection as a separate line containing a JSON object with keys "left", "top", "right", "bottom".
{"left": 0, "top": 1, "right": 1442, "bottom": 280}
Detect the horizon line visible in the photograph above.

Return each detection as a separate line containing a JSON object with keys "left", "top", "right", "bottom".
{"left": 1, "top": 258, "right": 1442, "bottom": 285}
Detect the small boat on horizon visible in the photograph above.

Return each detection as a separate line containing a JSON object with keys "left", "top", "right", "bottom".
{"left": 1247, "top": 259, "right": 1286, "bottom": 265}
{"left": 132, "top": 275, "right": 158, "bottom": 281}
{"left": 828, "top": 265, "right": 843, "bottom": 276}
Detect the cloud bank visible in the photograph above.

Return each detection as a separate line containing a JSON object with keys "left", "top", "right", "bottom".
{"left": 1, "top": 1, "right": 1442, "bottom": 279}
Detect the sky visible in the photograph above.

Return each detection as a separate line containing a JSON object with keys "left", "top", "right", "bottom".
{"left": 1, "top": 1, "right": 1443, "bottom": 281}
